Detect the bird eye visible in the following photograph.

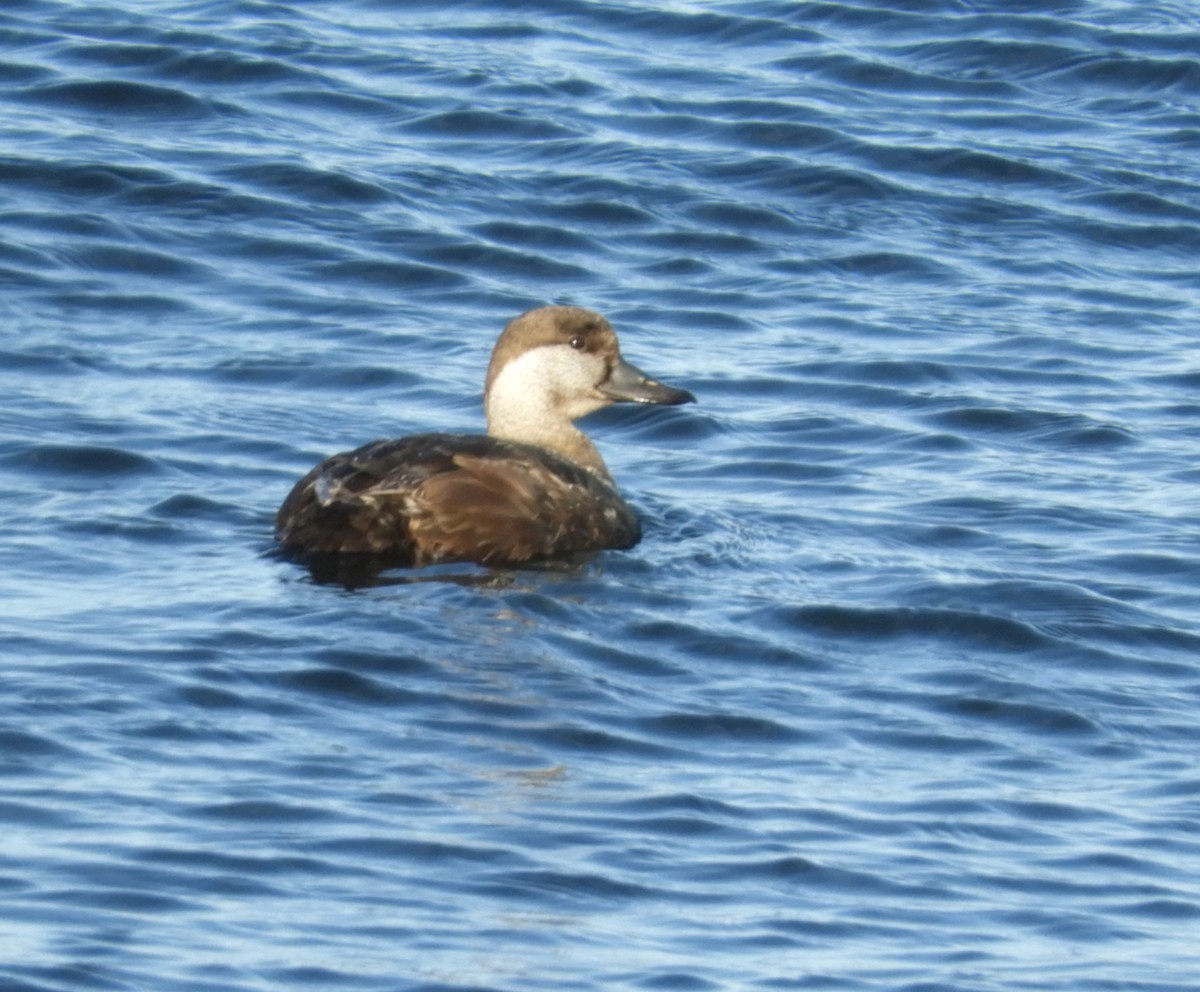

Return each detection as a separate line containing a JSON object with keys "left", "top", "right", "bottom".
{"left": 569, "top": 336, "right": 585, "bottom": 350}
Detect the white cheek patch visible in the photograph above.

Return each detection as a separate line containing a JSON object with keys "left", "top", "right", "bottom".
{"left": 489, "top": 345, "right": 605, "bottom": 417}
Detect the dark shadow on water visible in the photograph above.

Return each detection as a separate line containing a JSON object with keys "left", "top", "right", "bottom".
{"left": 269, "top": 546, "right": 592, "bottom": 591}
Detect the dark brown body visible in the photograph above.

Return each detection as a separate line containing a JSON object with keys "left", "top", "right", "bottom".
{"left": 275, "top": 432, "right": 641, "bottom": 569}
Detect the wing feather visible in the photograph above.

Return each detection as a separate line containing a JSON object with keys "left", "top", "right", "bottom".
{"left": 276, "top": 434, "right": 640, "bottom": 567}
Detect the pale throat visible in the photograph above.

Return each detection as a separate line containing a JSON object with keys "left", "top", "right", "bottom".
{"left": 485, "top": 349, "right": 613, "bottom": 479}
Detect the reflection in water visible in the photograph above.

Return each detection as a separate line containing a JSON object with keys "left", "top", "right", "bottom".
{"left": 279, "top": 547, "right": 594, "bottom": 590}
{"left": 3, "top": 1, "right": 1200, "bottom": 990}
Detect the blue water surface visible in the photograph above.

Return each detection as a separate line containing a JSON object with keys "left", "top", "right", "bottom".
{"left": 2, "top": 1, "right": 1200, "bottom": 989}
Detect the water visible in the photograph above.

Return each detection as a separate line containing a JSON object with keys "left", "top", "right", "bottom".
{"left": 3, "top": 1, "right": 1200, "bottom": 989}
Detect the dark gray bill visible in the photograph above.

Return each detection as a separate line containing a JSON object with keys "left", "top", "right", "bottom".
{"left": 600, "top": 356, "right": 696, "bottom": 406}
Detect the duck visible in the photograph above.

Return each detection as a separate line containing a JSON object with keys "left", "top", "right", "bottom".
{"left": 276, "top": 305, "right": 695, "bottom": 571}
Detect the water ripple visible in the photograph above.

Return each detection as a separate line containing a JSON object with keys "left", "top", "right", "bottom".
{"left": 3, "top": 1, "right": 1200, "bottom": 990}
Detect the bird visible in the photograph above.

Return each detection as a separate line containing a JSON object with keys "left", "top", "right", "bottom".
{"left": 275, "top": 306, "right": 695, "bottom": 575}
